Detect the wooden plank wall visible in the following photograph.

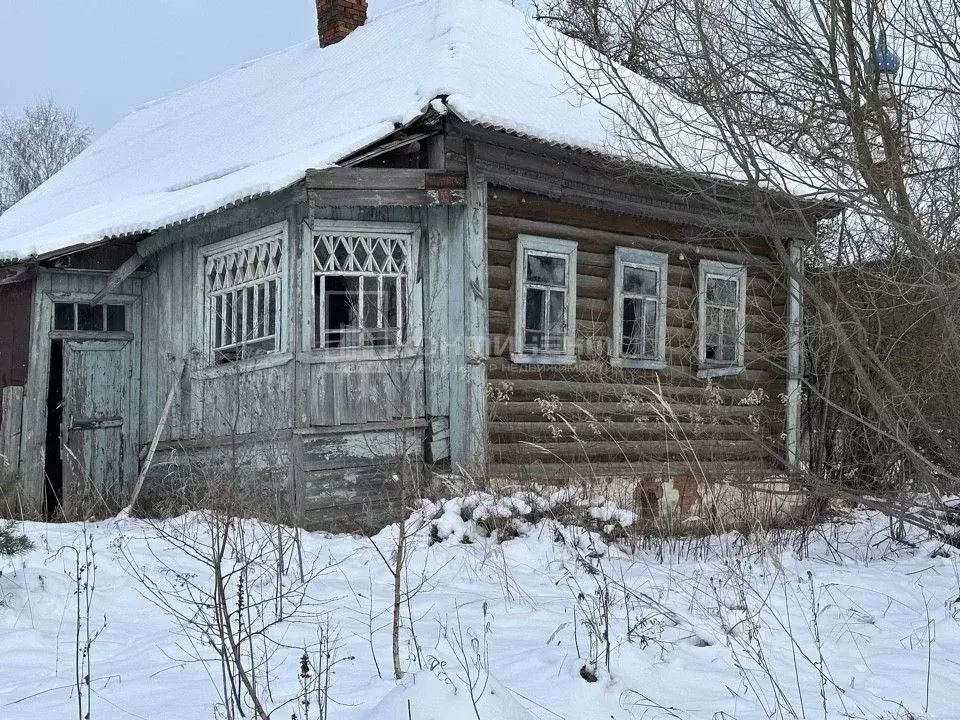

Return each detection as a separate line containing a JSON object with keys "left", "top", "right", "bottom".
{"left": 485, "top": 187, "right": 791, "bottom": 485}
{"left": 0, "top": 279, "right": 33, "bottom": 389}
{"left": 0, "top": 278, "right": 32, "bottom": 475}
{"left": 140, "top": 196, "right": 451, "bottom": 527}
{"left": 18, "top": 270, "right": 142, "bottom": 510}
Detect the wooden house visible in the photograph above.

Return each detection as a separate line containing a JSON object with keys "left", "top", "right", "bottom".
{"left": 0, "top": 0, "right": 824, "bottom": 528}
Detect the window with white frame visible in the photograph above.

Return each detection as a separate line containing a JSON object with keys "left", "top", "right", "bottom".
{"left": 203, "top": 225, "right": 286, "bottom": 365}
{"left": 311, "top": 226, "right": 415, "bottom": 350}
{"left": 611, "top": 247, "right": 668, "bottom": 369}
{"left": 512, "top": 235, "right": 577, "bottom": 364}
{"left": 698, "top": 259, "right": 747, "bottom": 376}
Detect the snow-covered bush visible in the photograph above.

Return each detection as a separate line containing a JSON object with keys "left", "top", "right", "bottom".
{"left": 420, "top": 489, "right": 636, "bottom": 546}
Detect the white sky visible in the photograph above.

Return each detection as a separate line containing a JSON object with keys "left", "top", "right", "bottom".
{"left": 0, "top": 0, "right": 478, "bottom": 136}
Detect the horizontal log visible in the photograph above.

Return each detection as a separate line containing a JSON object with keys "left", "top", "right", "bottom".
{"left": 489, "top": 400, "right": 783, "bottom": 422}
{"left": 489, "top": 215, "right": 777, "bottom": 269}
{"left": 488, "top": 439, "right": 771, "bottom": 464}
{"left": 308, "top": 188, "right": 464, "bottom": 207}
{"left": 306, "top": 168, "right": 465, "bottom": 190}
{"left": 489, "top": 420, "right": 759, "bottom": 444}
{"left": 486, "top": 460, "right": 779, "bottom": 483}
{"left": 487, "top": 377, "right": 779, "bottom": 403}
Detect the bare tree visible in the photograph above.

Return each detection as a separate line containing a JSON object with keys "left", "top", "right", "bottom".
{"left": 534, "top": 0, "right": 960, "bottom": 531}
{"left": 0, "top": 99, "right": 90, "bottom": 214}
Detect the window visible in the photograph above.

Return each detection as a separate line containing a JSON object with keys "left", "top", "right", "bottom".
{"left": 54, "top": 303, "right": 126, "bottom": 332}
{"left": 311, "top": 224, "right": 416, "bottom": 351}
{"left": 698, "top": 259, "right": 747, "bottom": 378}
{"left": 202, "top": 224, "right": 286, "bottom": 365}
{"left": 512, "top": 235, "right": 577, "bottom": 365}
{"left": 611, "top": 248, "right": 667, "bottom": 369}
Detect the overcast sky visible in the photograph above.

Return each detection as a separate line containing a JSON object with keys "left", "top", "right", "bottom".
{"left": 0, "top": 0, "right": 456, "bottom": 136}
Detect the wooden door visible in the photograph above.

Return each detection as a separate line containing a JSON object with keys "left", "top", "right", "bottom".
{"left": 61, "top": 340, "right": 132, "bottom": 515}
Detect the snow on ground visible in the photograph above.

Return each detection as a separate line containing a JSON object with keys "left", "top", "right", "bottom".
{"left": 1, "top": 501, "right": 958, "bottom": 719}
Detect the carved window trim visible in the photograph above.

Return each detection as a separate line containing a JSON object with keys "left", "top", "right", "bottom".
{"left": 697, "top": 259, "right": 747, "bottom": 379}
{"left": 610, "top": 247, "right": 668, "bottom": 370}
{"left": 303, "top": 221, "right": 422, "bottom": 362}
{"left": 511, "top": 234, "right": 578, "bottom": 365}
{"left": 197, "top": 222, "right": 289, "bottom": 367}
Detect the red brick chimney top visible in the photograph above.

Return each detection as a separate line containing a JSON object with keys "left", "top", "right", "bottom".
{"left": 316, "top": 0, "right": 368, "bottom": 46}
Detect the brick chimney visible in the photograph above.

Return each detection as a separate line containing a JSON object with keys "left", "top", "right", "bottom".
{"left": 316, "top": 0, "right": 367, "bottom": 46}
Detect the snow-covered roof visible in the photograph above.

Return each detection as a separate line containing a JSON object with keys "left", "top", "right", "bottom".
{"left": 0, "top": 0, "right": 809, "bottom": 260}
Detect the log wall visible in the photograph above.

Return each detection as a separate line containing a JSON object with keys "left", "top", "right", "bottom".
{"left": 485, "top": 187, "right": 791, "bottom": 487}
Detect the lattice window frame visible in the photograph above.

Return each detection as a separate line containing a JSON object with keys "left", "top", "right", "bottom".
{"left": 197, "top": 223, "right": 289, "bottom": 366}
{"left": 305, "top": 221, "right": 422, "bottom": 357}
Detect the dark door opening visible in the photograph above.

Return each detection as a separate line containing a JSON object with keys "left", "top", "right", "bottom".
{"left": 44, "top": 339, "right": 63, "bottom": 519}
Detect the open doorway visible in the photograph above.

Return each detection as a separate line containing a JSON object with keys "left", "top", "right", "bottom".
{"left": 43, "top": 339, "right": 63, "bottom": 518}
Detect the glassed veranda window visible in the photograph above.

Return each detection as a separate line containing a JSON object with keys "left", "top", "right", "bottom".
{"left": 512, "top": 235, "right": 577, "bottom": 365}
{"left": 311, "top": 224, "right": 417, "bottom": 350}
{"left": 611, "top": 247, "right": 668, "bottom": 369}
{"left": 202, "top": 224, "right": 287, "bottom": 365}
{"left": 698, "top": 259, "right": 747, "bottom": 378}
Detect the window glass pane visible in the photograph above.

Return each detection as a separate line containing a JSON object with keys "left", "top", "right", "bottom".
{"left": 267, "top": 281, "right": 277, "bottom": 337}
{"left": 54, "top": 303, "right": 75, "bottom": 330}
{"left": 244, "top": 287, "right": 255, "bottom": 341}
{"left": 323, "top": 275, "right": 361, "bottom": 348}
{"left": 546, "top": 290, "right": 566, "bottom": 351}
{"left": 524, "top": 287, "right": 545, "bottom": 351}
{"left": 360, "top": 277, "right": 379, "bottom": 341}
{"left": 623, "top": 266, "right": 658, "bottom": 296}
{"left": 526, "top": 254, "right": 566, "bottom": 286}
{"left": 704, "top": 306, "right": 721, "bottom": 360}
{"left": 222, "top": 293, "right": 234, "bottom": 347}
{"left": 706, "top": 277, "right": 738, "bottom": 306}
{"left": 77, "top": 304, "right": 103, "bottom": 331}
{"left": 382, "top": 276, "right": 399, "bottom": 346}
{"left": 719, "top": 307, "right": 738, "bottom": 362}
{"left": 642, "top": 298, "right": 658, "bottom": 358}
{"left": 214, "top": 296, "right": 223, "bottom": 348}
{"left": 622, "top": 297, "right": 659, "bottom": 359}
{"left": 255, "top": 285, "right": 266, "bottom": 337}
{"left": 105, "top": 305, "right": 126, "bottom": 332}
{"left": 622, "top": 298, "right": 640, "bottom": 356}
